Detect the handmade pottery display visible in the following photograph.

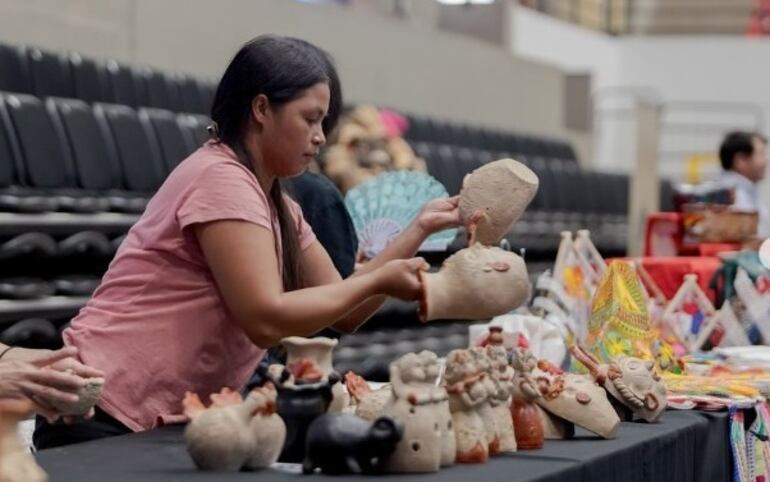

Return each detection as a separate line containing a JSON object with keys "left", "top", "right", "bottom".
{"left": 182, "top": 385, "right": 281, "bottom": 471}
{"left": 459, "top": 158, "right": 539, "bottom": 245}
{"left": 381, "top": 353, "right": 442, "bottom": 473}
{"left": 419, "top": 243, "right": 530, "bottom": 322}
{"left": 49, "top": 377, "right": 104, "bottom": 416}
{"left": 510, "top": 348, "right": 544, "bottom": 450}
{"left": 485, "top": 344, "right": 517, "bottom": 452}
{"left": 571, "top": 345, "right": 667, "bottom": 423}
{"left": 0, "top": 399, "right": 48, "bottom": 482}
{"left": 302, "top": 413, "right": 403, "bottom": 474}
{"left": 443, "top": 349, "right": 489, "bottom": 463}
{"left": 469, "top": 347, "right": 501, "bottom": 455}
{"left": 281, "top": 336, "right": 348, "bottom": 412}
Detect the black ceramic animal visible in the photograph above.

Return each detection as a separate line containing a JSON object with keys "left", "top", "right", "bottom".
{"left": 302, "top": 413, "right": 403, "bottom": 475}
{"left": 251, "top": 361, "right": 341, "bottom": 463}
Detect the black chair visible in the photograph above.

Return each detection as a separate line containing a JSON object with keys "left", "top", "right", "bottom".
{"left": 0, "top": 43, "right": 31, "bottom": 94}
{"left": 104, "top": 60, "right": 139, "bottom": 107}
{"left": 48, "top": 97, "right": 149, "bottom": 214}
{"left": 179, "top": 75, "right": 207, "bottom": 114}
{"left": 94, "top": 103, "right": 165, "bottom": 193}
{"left": 26, "top": 47, "right": 75, "bottom": 98}
{"left": 0, "top": 278, "right": 55, "bottom": 300}
{"left": 53, "top": 275, "right": 100, "bottom": 296}
{"left": 69, "top": 53, "right": 113, "bottom": 103}
{"left": 177, "top": 113, "right": 211, "bottom": 152}
{"left": 3, "top": 93, "right": 108, "bottom": 213}
{"left": 137, "top": 67, "right": 172, "bottom": 110}
{"left": 140, "top": 108, "right": 193, "bottom": 174}
{"left": 0, "top": 318, "right": 59, "bottom": 348}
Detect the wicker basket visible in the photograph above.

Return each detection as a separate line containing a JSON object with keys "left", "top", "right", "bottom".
{"left": 681, "top": 204, "right": 758, "bottom": 244}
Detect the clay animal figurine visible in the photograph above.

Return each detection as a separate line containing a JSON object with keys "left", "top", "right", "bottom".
{"left": 459, "top": 158, "right": 539, "bottom": 246}
{"left": 534, "top": 405, "right": 575, "bottom": 440}
{"left": 485, "top": 344, "right": 517, "bottom": 452}
{"left": 509, "top": 348, "right": 544, "bottom": 450}
{"left": 281, "top": 336, "right": 348, "bottom": 412}
{"left": 469, "top": 347, "right": 501, "bottom": 455}
{"left": 182, "top": 385, "right": 279, "bottom": 471}
{"left": 0, "top": 399, "right": 48, "bottom": 482}
{"left": 571, "top": 345, "right": 667, "bottom": 423}
{"left": 244, "top": 385, "right": 287, "bottom": 470}
{"left": 419, "top": 243, "right": 530, "bottom": 322}
{"left": 302, "top": 413, "right": 403, "bottom": 474}
{"left": 49, "top": 377, "right": 104, "bottom": 417}
{"left": 345, "top": 372, "right": 393, "bottom": 421}
{"left": 524, "top": 353, "right": 620, "bottom": 439}
{"left": 443, "top": 349, "right": 489, "bottom": 463}
{"left": 417, "top": 350, "right": 456, "bottom": 467}
{"left": 381, "top": 353, "right": 442, "bottom": 473}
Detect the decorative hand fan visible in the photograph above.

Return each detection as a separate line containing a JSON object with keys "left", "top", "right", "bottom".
{"left": 344, "top": 171, "right": 457, "bottom": 259}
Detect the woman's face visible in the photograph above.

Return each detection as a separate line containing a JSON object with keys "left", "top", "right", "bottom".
{"left": 258, "top": 82, "right": 330, "bottom": 177}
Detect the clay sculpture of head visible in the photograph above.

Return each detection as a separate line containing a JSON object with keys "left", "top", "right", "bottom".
{"left": 459, "top": 158, "right": 539, "bottom": 246}
{"left": 419, "top": 243, "right": 530, "bottom": 322}
{"left": 302, "top": 414, "right": 403, "bottom": 474}
{"left": 571, "top": 345, "right": 667, "bottom": 423}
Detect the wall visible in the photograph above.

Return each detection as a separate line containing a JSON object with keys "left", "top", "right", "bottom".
{"left": 0, "top": 0, "right": 588, "bottom": 156}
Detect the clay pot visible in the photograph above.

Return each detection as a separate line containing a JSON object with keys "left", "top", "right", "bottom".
{"left": 459, "top": 158, "right": 539, "bottom": 245}
{"left": 419, "top": 243, "right": 530, "bottom": 322}
{"left": 49, "top": 377, "right": 104, "bottom": 416}
{"left": 511, "top": 398, "right": 544, "bottom": 450}
{"left": 281, "top": 337, "right": 347, "bottom": 412}
{"left": 0, "top": 400, "right": 47, "bottom": 482}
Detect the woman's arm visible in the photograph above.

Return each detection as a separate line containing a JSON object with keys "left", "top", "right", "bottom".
{"left": 195, "top": 221, "right": 428, "bottom": 347}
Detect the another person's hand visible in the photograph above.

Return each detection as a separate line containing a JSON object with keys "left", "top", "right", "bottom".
{"left": 413, "top": 196, "right": 462, "bottom": 237}
{"left": 375, "top": 257, "right": 429, "bottom": 301}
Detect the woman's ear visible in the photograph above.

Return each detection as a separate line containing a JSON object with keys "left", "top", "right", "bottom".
{"left": 251, "top": 94, "right": 271, "bottom": 127}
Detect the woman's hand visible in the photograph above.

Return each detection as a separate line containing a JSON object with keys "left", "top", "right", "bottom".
{"left": 374, "top": 257, "right": 430, "bottom": 301}
{"left": 412, "top": 196, "right": 462, "bottom": 238}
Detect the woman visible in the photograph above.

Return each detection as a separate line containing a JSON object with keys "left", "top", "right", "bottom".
{"left": 34, "top": 35, "right": 462, "bottom": 448}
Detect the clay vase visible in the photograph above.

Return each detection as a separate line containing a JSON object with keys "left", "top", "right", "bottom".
{"left": 244, "top": 387, "right": 287, "bottom": 470}
{"left": 510, "top": 398, "right": 544, "bottom": 450}
{"left": 49, "top": 377, "right": 104, "bottom": 416}
{"left": 0, "top": 400, "right": 47, "bottom": 482}
{"left": 443, "top": 349, "right": 489, "bottom": 464}
{"left": 459, "top": 158, "right": 539, "bottom": 246}
{"left": 281, "top": 336, "right": 347, "bottom": 412}
{"left": 485, "top": 345, "right": 517, "bottom": 452}
{"left": 183, "top": 391, "right": 258, "bottom": 471}
{"left": 382, "top": 353, "right": 442, "bottom": 473}
{"left": 419, "top": 243, "right": 530, "bottom": 322}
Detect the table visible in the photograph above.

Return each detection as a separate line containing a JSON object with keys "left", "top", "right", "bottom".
{"left": 636, "top": 256, "right": 723, "bottom": 303}
{"left": 36, "top": 410, "right": 730, "bottom": 482}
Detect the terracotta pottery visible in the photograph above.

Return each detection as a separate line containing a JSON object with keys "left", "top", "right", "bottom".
{"left": 443, "top": 349, "right": 489, "bottom": 464}
{"left": 0, "top": 399, "right": 47, "bottom": 482}
{"left": 571, "top": 345, "right": 667, "bottom": 423}
{"left": 281, "top": 337, "right": 348, "bottom": 412}
{"left": 49, "top": 377, "right": 104, "bottom": 416}
{"left": 459, "top": 158, "right": 539, "bottom": 246}
{"left": 485, "top": 344, "right": 517, "bottom": 452}
{"left": 469, "top": 347, "right": 500, "bottom": 455}
{"left": 419, "top": 243, "right": 530, "bottom": 322}
{"left": 509, "top": 348, "right": 544, "bottom": 450}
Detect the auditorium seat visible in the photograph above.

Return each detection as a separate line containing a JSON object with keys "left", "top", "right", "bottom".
{"left": 69, "top": 53, "right": 113, "bottom": 104}
{"left": 0, "top": 317, "right": 59, "bottom": 348}
{"left": 26, "top": 47, "right": 75, "bottom": 99}
{"left": 140, "top": 108, "right": 193, "bottom": 173}
{"left": 0, "top": 43, "right": 31, "bottom": 94}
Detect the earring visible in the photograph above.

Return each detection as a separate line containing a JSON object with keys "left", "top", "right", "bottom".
{"left": 207, "top": 122, "right": 221, "bottom": 140}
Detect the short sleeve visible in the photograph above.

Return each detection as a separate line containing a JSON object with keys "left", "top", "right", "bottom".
{"left": 285, "top": 196, "right": 317, "bottom": 251}
{"left": 176, "top": 162, "right": 273, "bottom": 231}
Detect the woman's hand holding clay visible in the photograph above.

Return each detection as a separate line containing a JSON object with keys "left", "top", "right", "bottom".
{"left": 374, "top": 258, "right": 429, "bottom": 301}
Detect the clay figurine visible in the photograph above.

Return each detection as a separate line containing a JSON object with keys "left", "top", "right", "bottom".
{"left": 485, "top": 344, "right": 517, "bottom": 452}
{"left": 345, "top": 371, "right": 393, "bottom": 421}
{"left": 302, "top": 413, "right": 403, "bottom": 474}
{"left": 49, "top": 377, "right": 104, "bottom": 416}
{"left": 0, "top": 399, "right": 47, "bottom": 482}
{"left": 469, "top": 347, "right": 501, "bottom": 455}
{"left": 419, "top": 243, "right": 530, "bottom": 322}
{"left": 244, "top": 386, "right": 287, "bottom": 469}
{"left": 534, "top": 405, "right": 575, "bottom": 440}
{"left": 417, "top": 350, "right": 456, "bottom": 467}
{"left": 571, "top": 345, "right": 667, "bottom": 423}
{"left": 510, "top": 348, "right": 544, "bottom": 450}
{"left": 281, "top": 336, "right": 348, "bottom": 412}
{"left": 443, "top": 349, "right": 489, "bottom": 463}
{"left": 459, "top": 158, "right": 539, "bottom": 246}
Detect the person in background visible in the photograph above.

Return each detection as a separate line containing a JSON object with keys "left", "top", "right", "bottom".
{"left": 718, "top": 131, "right": 770, "bottom": 238}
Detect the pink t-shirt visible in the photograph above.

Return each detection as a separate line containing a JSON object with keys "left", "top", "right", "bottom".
{"left": 63, "top": 141, "right": 316, "bottom": 432}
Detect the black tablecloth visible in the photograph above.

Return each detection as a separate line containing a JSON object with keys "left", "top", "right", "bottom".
{"left": 36, "top": 410, "right": 730, "bottom": 482}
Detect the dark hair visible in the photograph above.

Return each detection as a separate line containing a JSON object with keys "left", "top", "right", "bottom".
{"left": 210, "top": 35, "right": 342, "bottom": 292}
{"left": 719, "top": 130, "right": 767, "bottom": 170}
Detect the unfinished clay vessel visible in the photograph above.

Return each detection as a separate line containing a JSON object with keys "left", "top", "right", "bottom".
{"left": 0, "top": 400, "right": 47, "bottom": 482}
{"left": 281, "top": 336, "right": 347, "bottom": 412}
{"left": 419, "top": 243, "right": 530, "bottom": 321}
{"left": 485, "top": 344, "right": 517, "bottom": 452}
{"left": 571, "top": 345, "right": 667, "bottom": 423}
{"left": 49, "top": 377, "right": 104, "bottom": 416}
{"left": 381, "top": 353, "right": 442, "bottom": 473}
{"left": 469, "top": 347, "right": 501, "bottom": 455}
{"left": 510, "top": 348, "right": 544, "bottom": 450}
{"left": 443, "top": 349, "right": 489, "bottom": 463}
{"left": 459, "top": 158, "right": 539, "bottom": 246}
